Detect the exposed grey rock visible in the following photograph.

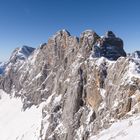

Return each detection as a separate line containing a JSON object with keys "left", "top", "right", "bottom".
{"left": 0, "top": 29, "right": 140, "bottom": 140}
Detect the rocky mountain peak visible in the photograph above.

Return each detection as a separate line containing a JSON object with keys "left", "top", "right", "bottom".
{"left": 61, "top": 29, "right": 71, "bottom": 35}
{"left": 105, "top": 31, "right": 116, "bottom": 38}
{"left": 0, "top": 45, "right": 35, "bottom": 78}
{"left": 80, "top": 30, "right": 100, "bottom": 46}
{"left": 80, "top": 30, "right": 99, "bottom": 38}
{"left": 10, "top": 45, "right": 35, "bottom": 62}
{"left": 20, "top": 45, "right": 35, "bottom": 55}
{"left": 0, "top": 29, "right": 140, "bottom": 140}
{"left": 52, "top": 29, "right": 71, "bottom": 40}
{"left": 93, "top": 31, "right": 126, "bottom": 60}
{"left": 131, "top": 51, "right": 140, "bottom": 59}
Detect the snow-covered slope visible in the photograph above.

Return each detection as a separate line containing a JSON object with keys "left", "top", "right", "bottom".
{"left": 2, "top": 89, "right": 140, "bottom": 140}
{"left": 0, "top": 89, "right": 43, "bottom": 140}
{"left": 0, "top": 46, "right": 35, "bottom": 76}
{"left": 90, "top": 114, "right": 140, "bottom": 140}
{"left": 10, "top": 46, "right": 35, "bottom": 61}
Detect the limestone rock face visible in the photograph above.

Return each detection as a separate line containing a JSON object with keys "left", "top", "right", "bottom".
{"left": 0, "top": 29, "right": 140, "bottom": 140}
{"left": 93, "top": 31, "right": 126, "bottom": 60}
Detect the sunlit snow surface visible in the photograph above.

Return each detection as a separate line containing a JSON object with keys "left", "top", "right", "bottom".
{"left": 0, "top": 90, "right": 43, "bottom": 140}
{"left": 90, "top": 114, "right": 140, "bottom": 140}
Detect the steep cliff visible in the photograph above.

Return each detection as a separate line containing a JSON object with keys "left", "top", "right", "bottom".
{"left": 92, "top": 31, "right": 126, "bottom": 60}
{"left": 0, "top": 29, "right": 140, "bottom": 140}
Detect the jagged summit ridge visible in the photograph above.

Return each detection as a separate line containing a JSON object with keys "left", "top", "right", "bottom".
{"left": 105, "top": 31, "right": 116, "bottom": 38}
{"left": 0, "top": 46, "right": 35, "bottom": 76}
{"left": 131, "top": 51, "right": 140, "bottom": 59}
{"left": 10, "top": 45, "right": 35, "bottom": 62}
{"left": 51, "top": 29, "right": 71, "bottom": 40}
{"left": 92, "top": 31, "right": 126, "bottom": 60}
{"left": 0, "top": 29, "right": 140, "bottom": 140}
{"left": 51, "top": 29, "right": 126, "bottom": 60}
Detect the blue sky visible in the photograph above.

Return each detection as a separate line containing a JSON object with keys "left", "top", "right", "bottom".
{"left": 0, "top": 0, "right": 140, "bottom": 61}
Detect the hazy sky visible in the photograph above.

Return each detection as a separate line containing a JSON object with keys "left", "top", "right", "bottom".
{"left": 0, "top": 0, "right": 140, "bottom": 61}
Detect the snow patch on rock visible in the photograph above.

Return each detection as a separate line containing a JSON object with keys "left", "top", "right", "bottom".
{"left": 90, "top": 114, "right": 140, "bottom": 140}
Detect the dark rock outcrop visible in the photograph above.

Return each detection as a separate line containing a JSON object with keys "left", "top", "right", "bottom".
{"left": 131, "top": 51, "right": 140, "bottom": 59}
{"left": 0, "top": 62, "right": 6, "bottom": 75}
{"left": 93, "top": 31, "right": 126, "bottom": 60}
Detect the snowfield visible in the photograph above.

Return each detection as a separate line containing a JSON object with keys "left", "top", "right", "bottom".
{"left": 0, "top": 89, "right": 43, "bottom": 140}
{"left": 90, "top": 114, "right": 140, "bottom": 140}
{"left": 1, "top": 87, "right": 140, "bottom": 140}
